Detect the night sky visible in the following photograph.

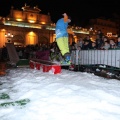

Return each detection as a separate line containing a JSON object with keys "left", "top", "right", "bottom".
{"left": 0, "top": 0, "right": 119, "bottom": 27}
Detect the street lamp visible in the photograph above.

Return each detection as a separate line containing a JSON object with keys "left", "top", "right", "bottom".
{"left": 5, "top": 32, "right": 13, "bottom": 43}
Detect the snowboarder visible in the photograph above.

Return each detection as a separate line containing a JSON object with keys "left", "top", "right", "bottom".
{"left": 55, "top": 13, "right": 75, "bottom": 64}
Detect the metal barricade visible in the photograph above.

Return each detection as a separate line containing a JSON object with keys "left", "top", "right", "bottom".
{"left": 71, "top": 50, "right": 120, "bottom": 71}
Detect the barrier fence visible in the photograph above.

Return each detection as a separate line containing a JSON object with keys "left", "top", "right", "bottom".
{"left": 71, "top": 50, "right": 120, "bottom": 71}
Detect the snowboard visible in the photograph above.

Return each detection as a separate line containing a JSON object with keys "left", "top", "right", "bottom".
{"left": 49, "top": 60, "right": 71, "bottom": 66}
{"left": 31, "top": 58, "right": 71, "bottom": 66}
{"left": 50, "top": 52, "right": 71, "bottom": 66}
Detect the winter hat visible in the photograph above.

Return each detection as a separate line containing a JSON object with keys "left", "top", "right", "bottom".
{"left": 62, "top": 13, "right": 71, "bottom": 23}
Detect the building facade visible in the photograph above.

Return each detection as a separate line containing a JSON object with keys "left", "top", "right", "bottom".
{"left": 0, "top": 4, "right": 89, "bottom": 48}
{"left": 88, "top": 17, "right": 119, "bottom": 41}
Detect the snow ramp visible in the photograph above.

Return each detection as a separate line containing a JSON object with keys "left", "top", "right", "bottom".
{"left": 5, "top": 43, "right": 19, "bottom": 65}
{"left": 5, "top": 43, "right": 29, "bottom": 67}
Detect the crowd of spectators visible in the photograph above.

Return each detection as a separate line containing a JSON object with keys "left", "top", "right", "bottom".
{"left": 71, "top": 30, "right": 120, "bottom": 51}
{"left": 0, "top": 30, "right": 120, "bottom": 62}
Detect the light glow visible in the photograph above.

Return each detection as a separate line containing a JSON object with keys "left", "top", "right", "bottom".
{"left": 16, "top": 19, "right": 23, "bottom": 21}
{"left": 29, "top": 20, "right": 35, "bottom": 23}
{"left": 41, "top": 22, "right": 46, "bottom": 24}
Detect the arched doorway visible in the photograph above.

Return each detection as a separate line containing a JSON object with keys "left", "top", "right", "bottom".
{"left": 26, "top": 32, "right": 38, "bottom": 45}
{"left": 12, "top": 35, "right": 24, "bottom": 46}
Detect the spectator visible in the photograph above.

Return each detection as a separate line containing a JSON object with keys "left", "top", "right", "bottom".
{"left": 71, "top": 38, "right": 76, "bottom": 48}
{"left": 83, "top": 35, "right": 92, "bottom": 49}
{"left": 76, "top": 37, "right": 83, "bottom": 49}
{"left": 82, "top": 40, "right": 90, "bottom": 50}
{"left": 109, "top": 39, "right": 116, "bottom": 49}
{"left": 95, "top": 34, "right": 104, "bottom": 49}
{"left": 116, "top": 36, "right": 120, "bottom": 49}
{"left": 91, "top": 42, "right": 97, "bottom": 50}
{"left": 101, "top": 40, "right": 110, "bottom": 50}
{"left": 97, "top": 30, "right": 104, "bottom": 39}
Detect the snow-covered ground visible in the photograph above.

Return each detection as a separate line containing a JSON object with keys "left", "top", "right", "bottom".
{"left": 0, "top": 68, "right": 120, "bottom": 120}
